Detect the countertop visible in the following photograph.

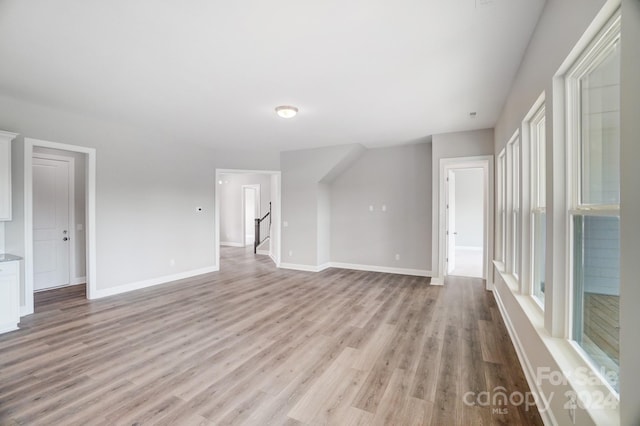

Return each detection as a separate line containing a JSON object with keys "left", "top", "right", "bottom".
{"left": 0, "top": 254, "right": 22, "bottom": 262}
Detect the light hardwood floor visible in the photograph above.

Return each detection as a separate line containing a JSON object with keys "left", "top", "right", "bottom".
{"left": 0, "top": 247, "right": 543, "bottom": 425}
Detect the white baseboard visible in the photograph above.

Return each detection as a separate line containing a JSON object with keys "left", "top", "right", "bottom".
{"left": 430, "top": 276, "right": 444, "bottom": 285}
{"left": 279, "top": 262, "right": 325, "bottom": 272}
{"left": 72, "top": 276, "right": 87, "bottom": 285}
{"left": 20, "top": 305, "right": 33, "bottom": 317}
{"left": 0, "top": 323, "right": 19, "bottom": 334}
{"left": 280, "top": 261, "right": 432, "bottom": 277}
{"left": 220, "top": 241, "right": 244, "bottom": 247}
{"left": 269, "top": 253, "right": 279, "bottom": 267}
{"left": 492, "top": 289, "right": 556, "bottom": 426}
{"left": 256, "top": 249, "right": 270, "bottom": 256}
{"left": 329, "top": 262, "right": 431, "bottom": 277}
{"left": 91, "top": 265, "right": 219, "bottom": 299}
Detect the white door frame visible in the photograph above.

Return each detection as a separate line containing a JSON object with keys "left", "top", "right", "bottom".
{"left": 241, "top": 184, "right": 261, "bottom": 247}
{"left": 438, "top": 156, "right": 494, "bottom": 289}
{"left": 446, "top": 169, "right": 456, "bottom": 274}
{"left": 215, "top": 169, "right": 281, "bottom": 268}
{"left": 32, "top": 153, "right": 75, "bottom": 290}
{"left": 23, "top": 138, "right": 97, "bottom": 315}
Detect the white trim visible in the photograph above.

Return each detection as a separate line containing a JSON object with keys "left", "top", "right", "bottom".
{"left": 430, "top": 276, "right": 444, "bottom": 286}
{"left": 91, "top": 265, "right": 218, "bottom": 299}
{"left": 220, "top": 241, "right": 244, "bottom": 247}
{"left": 23, "top": 138, "right": 97, "bottom": 316}
{"left": 492, "top": 286, "right": 557, "bottom": 426}
{"left": 32, "top": 152, "right": 76, "bottom": 290}
{"left": 523, "top": 94, "right": 546, "bottom": 302}
{"left": 0, "top": 324, "right": 19, "bottom": 334}
{"left": 279, "top": 261, "right": 433, "bottom": 278}
{"left": 438, "top": 155, "right": 494, "bottom": 289}
{"left": 0, "top": 131, "right": 18, "bottom": 221}
{"left": 455, "top": 246, "right": 483, "bottom": 251}
{"left": 215, "top": 169, "right": 281, "bottom": 270}
{"left": 257, "top": 249, "right": 270, "bottom": 256}
{"left": 279, "top": 262, "right": 325, "bottom": 273}
{"left": 71, "top": 276, "right": 86, "bottom": 285}
{"left": 329, "top": 262, "right": 431, "bottom": 277}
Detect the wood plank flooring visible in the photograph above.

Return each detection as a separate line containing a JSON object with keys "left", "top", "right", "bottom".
{"left": 0, "top": 247, "right": 543, "bottom": 425}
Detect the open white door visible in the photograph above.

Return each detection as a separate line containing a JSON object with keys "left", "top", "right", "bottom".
{"left": 33, "top": 157, "right": 71, "bottom": 291}
{"left": 446, "top": 170, "right": 456, "bottom": 274}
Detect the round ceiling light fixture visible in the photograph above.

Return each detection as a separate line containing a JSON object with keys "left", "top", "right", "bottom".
{"left": 275, "top": 105, "right": 298, "bottom": 119}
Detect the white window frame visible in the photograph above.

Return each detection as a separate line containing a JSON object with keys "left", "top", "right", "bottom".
{"left": 528, "top": 99, "right": 546, "bottom": 308}
{"left": 496, "top": 149, "right": 507, "bottom": 267}
{"left": 565, "top": 9, "right": 621, "bottom": 396}
{"left": 506, "top": 131, "right": 521, "bottom": 283}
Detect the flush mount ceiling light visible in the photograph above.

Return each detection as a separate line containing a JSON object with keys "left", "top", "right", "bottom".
{"left": 275, "top": 105, "right": 298, "bottom": 119}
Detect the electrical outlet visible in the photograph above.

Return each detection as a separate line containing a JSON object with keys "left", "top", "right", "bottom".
{"left": 395, "top": 254, "right": 400, "bottom": 261}
{"left": 289, "top": 250, "right": 293, "bottom": 257}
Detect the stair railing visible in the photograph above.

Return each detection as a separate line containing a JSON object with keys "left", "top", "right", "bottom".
{"left": 254, "top": 202, "right": 272, "bottom": 253}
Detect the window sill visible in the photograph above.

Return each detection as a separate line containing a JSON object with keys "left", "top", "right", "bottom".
{"left": 493, "top": 266, "right": 620, "bottom": 425}
{"left": 493, "top": 260, "right": 519, "bottom": 292}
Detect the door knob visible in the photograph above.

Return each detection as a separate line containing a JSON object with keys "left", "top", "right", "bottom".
{"left": 63, "top": 237, "right": 69, "bottom": 241}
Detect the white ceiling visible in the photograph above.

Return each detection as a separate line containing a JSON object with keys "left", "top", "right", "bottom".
{"left": 0, "top": 0, "right": 545, "bottom": 151}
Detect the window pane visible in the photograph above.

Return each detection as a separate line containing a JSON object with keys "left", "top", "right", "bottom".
{"left": 533, "top": 211, "right": 545, "bottom": 305}
{"left": 535, "top": 119, "right": 546, "bottom": 208}
{"left": 580, "top": 42, "right": 620, "bottom": 205}
{"left": 572, "top": 215, "right": 619, "bottom": 391}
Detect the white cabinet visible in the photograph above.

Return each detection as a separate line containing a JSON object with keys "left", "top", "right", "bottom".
{"left": 0, "top": 259, "right": 20, "bottom": 334}
{"left": 0, "top": 130, "right": 17, "bottom": 221}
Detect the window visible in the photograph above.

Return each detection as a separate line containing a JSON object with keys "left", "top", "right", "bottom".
{"left": 507, "top": 132, "right": 521, "bottom": 280}
{"left": 566, "top": 12, "right": 620, "bottom": 392}
{"left": 530, "top": 105, "right": 546, "bottom": 306}
{"left": 496, "top": 149, "right": 506, "bottom": 265}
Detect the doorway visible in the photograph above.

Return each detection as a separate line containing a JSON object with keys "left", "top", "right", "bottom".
{"left": 215, "top": 169, "right": 281, "bottom": 268}
{"left": 32, "top": 153, "right": 77, "bottom": 291}
{"left": 438, "top": 156, "right": 494, "bottom": 288}
{"left": 22, "top": 138, "right": 97, "bottom": 316}
{"left": 446, "top": 168, "right": 484, "bottom": 278}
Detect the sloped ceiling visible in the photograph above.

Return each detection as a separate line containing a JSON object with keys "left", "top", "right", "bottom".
{"left": 0, "top": 0, "right": 545, "bottom": 151}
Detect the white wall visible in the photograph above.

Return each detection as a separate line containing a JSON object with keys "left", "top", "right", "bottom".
{"left": 218, "top": 173, "right": 272, "bottom": 246}
{"left": 0, "top": 94, "right": 279, "bottom": 298}
{"left": 280, "top": 144, "right": 364, "bottom": 267}
{"left": 330, "top": 143, "right": 432, "bottom": 271}
{"left": 453, "top": 168, "right": 484, "bottom": 248}
{"left": 317, "top": 183, "right": 331, "bottom": 266}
